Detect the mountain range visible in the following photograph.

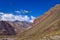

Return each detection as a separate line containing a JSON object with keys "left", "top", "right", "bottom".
{"left": 0, "top": 4, "right": 60, "bottom": 40}
{"left": 0, "top": 21, "right": 32, "bottom": 35}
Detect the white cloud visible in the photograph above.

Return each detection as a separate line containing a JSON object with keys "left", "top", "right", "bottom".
{"left": 31, "top": 16, "right": 36, "bottom": 20}
{"left": 24, "top": 10, "right": 29, "bottom": 13}
{"left": 15, "top": 10, "right": 31, "bottom": 14}
{"left": 15, "top": 11, "right": 21, "bottom": 13}
{"left": 0, "top": 12, "right": 4, "bottom": 14}
{"left": 1, "top": 14, "right": 16, "bottom": 21}
{"left": 0, "top": 12, "right": 36, "bottom": 23}
{"left": 29, "top": 16, "right": 36, "bottom": 23}
{"left": 23, "top": 15, "right": 30, "bottom": 21}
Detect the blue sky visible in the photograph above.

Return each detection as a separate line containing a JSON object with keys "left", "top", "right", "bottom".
{"left": 0, "top": 0, "right": 60, "bottom": 22}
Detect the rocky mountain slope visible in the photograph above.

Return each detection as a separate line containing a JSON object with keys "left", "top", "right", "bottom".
{"left": 33, "top": 4, "right": 60, "bottom": 25}
{"left": 18, "top": 4, "right": 60, "bottom": 40}
{"left": 0, "top": 21, "right": 32, "bottom": 35}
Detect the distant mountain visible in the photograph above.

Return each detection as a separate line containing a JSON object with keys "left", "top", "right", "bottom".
{"left": 0, "top": 21, "right": 32, "bottom": 35}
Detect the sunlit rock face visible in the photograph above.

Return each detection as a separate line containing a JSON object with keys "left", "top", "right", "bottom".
{"left": 0, "top": 21, "right": 32, "bottom": 35}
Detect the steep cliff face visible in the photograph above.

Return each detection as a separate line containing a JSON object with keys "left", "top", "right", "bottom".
{"left": 0, "top": 21, "right": 32, "bottom": 35}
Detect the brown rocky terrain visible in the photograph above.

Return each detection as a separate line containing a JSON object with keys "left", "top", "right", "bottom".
{"left": 18, "top": 4, "right": 60, "bottom": 40}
